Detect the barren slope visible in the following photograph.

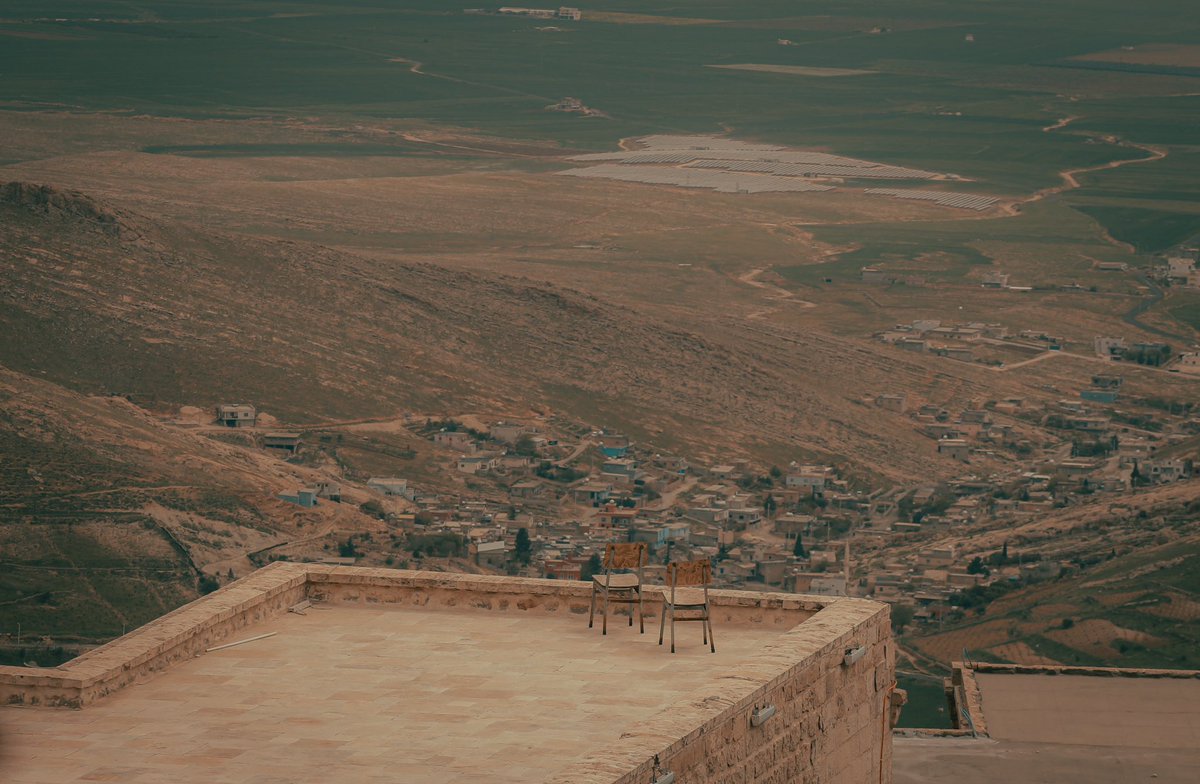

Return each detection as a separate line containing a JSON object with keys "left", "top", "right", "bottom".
{"left": 1, "top": 180, "right": 998, "bottom": 481}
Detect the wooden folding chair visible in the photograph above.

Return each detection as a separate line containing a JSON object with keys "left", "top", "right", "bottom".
{"left": 659, "top": 559, "right": 715, "bottom": 653}
{"left": 588, "top": 542, "right": 647, "bottom": 635}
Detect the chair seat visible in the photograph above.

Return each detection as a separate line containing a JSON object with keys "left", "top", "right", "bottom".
{"left": 593, "top": 573, "right": 640, "bottom": 590}
{"left": 663, "top": 588, "right": 708, "bottom": 607}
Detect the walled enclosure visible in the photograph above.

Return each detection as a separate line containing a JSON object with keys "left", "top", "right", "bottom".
{"left": 1, "top": 563, "right": 895, "bottom": 784}
{"left": 948, "top": 660, "right": 1200, "bottom": 736}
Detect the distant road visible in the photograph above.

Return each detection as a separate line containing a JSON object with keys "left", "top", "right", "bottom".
{"left": 553, "top": 438, "right": 593, "bottom": 467}
{"left": 1125, "top": 272, "right": 1192, "bottom": 343}
{"left": 990, "top": 351, "right": 1060, "bottom": 372}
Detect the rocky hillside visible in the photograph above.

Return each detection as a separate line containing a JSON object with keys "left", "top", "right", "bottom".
{"left": 0, "top": 181, "right": 1006, "bottom": 483}
{"left": 0, "top": 366, "right": 385, "bottom": 650}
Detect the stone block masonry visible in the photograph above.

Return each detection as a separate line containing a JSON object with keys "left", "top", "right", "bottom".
{"left": 547, "top": 598, "right": 894, "bottom": 784}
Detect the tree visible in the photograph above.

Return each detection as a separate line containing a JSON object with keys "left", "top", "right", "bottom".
{"left": 407, "top": 533, "right": 463, "bottom": 558}
{"left": 967, "top": 556, "right": 984, "bottom": 574}
{"left": 338, "top": 538, "right": 359, "bottom": 559}
{"left": 763, "top": 493, "right": 777, "bottom": 517}
{"left": 769, "top": 465, "right": 783, "bottom": 479}
{"left": 514, "top": 435, "right": 537, "bottom": 457}
{"left": 514, "top": 527, "right": 532, "bottom": 565}
{"left": 580, "top": 553, "right": 603, "bottom": 582}
{"left": 198, "top": 574, "right": 220, "bottom": 595}
{"left": 891, "top": 604, "right": 915, "bottom": 633}
{"left": 359, "top": 499, "right": 387, "bottom": 520}
{"left": 792, "top": 534, "right": 806, "bottom": 558}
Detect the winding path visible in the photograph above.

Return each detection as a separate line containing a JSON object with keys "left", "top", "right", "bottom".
{"left": 737, "top": 267, "right": 817, "bottom": 320}
{"left": 1124, "top": 272, "right": 1194, "bottom": 343}
{"left": 1005, "top": 123, "right": 1168, "bottom": 217}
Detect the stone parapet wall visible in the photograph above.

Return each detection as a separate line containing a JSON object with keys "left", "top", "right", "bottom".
{"left": 545, "top": 597, "right": 894, "bottom": 784}
{"left": 1, "top": 565, "right": 827, "bottom": 709}
{"left": 963, "top": 661, "right": 1200, "bottom": 679}
{"left": 0, "top": 562, "right": 309, "bottom": 708}
{"left": 305, "top": 566, "right": 822, "bottom": 628}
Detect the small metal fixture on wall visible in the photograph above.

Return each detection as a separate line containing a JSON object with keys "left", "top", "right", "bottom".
{"left": 651, "top": 754, "right": 675, "bottom": 784}
{"left": 843, "top": 645, "right": 867, "bottom": 666}
{"left": 750, "top": 703, "right": 777, "bottom": 727}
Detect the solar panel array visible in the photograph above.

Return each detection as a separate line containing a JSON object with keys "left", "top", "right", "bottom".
{"left": 864, "top": 188, "right": 998, "bottom": 211}
{"left": 559, "top": 135, "right": 999, "bottom": 203}
{"left": 569, "top": 150, "right": 940, "bottom": 178}
{"left": 556, "top": 164, "right": 834, "bottom": 193}
{"left": 686, "top": 159, "right": 936, "bottom": 180}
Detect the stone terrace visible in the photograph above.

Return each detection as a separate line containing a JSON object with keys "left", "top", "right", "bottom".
{"left": 0, "top": 564, "right": 895, "bottom": 784}
{"left": 1, "top": 606, "right": 784, "bottom": 784}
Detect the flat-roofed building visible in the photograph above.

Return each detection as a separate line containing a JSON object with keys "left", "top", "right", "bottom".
{"left": 215, "top": 403, "right": 256, "bottom": 427}
{"left": 1, "top": 564, "right": 898, "bottom": 784}
{"left": 367, "top": 477, "right": 410, "bottom": 497}
{"left": 263, "top": 432, "right": 301, "bottom": 453}
{"left": 906, "top": 662, "right": 1200, "bottom": 784}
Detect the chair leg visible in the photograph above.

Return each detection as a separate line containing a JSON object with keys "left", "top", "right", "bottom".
{"left": 670, "top": 606, "right": 676, "bottom": 654}
{"left": 602, "top": 589, "right": 609, "bottom": 635}
{"left": 658, "top": 602, "right": 667, "bottom": 645}
{"left": 707, "top": 613, "right": 716, "bottom": 654}
{"left": 588, "top": 584, "right": 596, "bottom": 628}
{"left": 638, "top": 592, "right": 644, "bottom": 634}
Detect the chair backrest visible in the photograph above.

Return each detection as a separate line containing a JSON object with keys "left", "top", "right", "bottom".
{"left": 604, "top": 542, "right": 646, "bottom": 571}
{"left": 668, "top": 559, "right": 711, "bottom": 605}
{"left": 669, "top": 559, "right": 711, "bottom": 588}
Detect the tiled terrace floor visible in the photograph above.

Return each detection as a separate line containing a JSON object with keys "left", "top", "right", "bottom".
{"left": 976, "top": 673, "right": 1200, "bottom": 748}
{"left": 896, "top": 673, "right": 1200, "bottom": 784}
{"left": 0, "top": 606, "right": 790, "bottom": 784}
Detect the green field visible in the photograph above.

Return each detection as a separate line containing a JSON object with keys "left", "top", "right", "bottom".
{"left": 1169, "top": 291, "right": 1200, "bottom": 331}
{"left": 1074, "top": 206, "right": 1200, "bottom": 252}
{"left": 909, "top": 536, "right": 1200, "bottom": 671}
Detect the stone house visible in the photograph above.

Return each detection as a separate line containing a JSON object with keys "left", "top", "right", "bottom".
{"left": 937, "top": 439, "right": 970, "bottom": 461}
{"left": 434, "top": 430, "right": 476, "bottom": 452}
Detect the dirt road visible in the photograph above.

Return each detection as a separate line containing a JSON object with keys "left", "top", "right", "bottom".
{"left": 1001, "top": 123, "right": 1168, "bottom": 221}
{"left": 737, "top": 267, "right": 817, "bottom": 320}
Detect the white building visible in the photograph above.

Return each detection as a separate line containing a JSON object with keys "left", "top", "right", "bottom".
{"left": 785, "top": 465, "right": 833, "bottom": 491}
{"left": 1094, "top": 336, "right": 1125, "bottom": 358}
{"left": 1166, "top": 257, "right": 1195, "bottom": 281}
{"left": 457, "top": 456, "right": 496, "bottom": 475}
{"left": 367, "top": 477, "right": 411, "bottom": 498}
